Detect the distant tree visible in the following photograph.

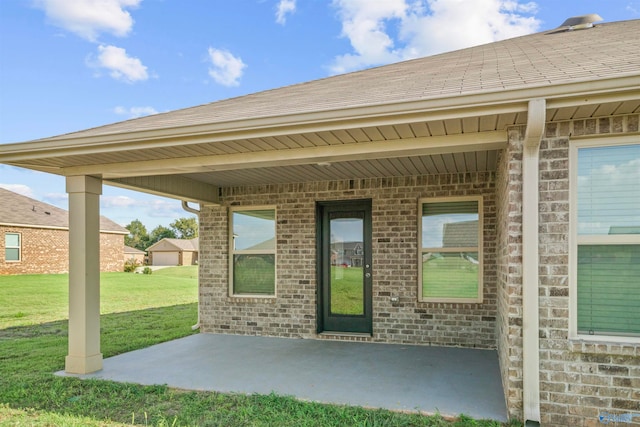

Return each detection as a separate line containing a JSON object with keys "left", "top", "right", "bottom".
{"left": 147, "top": 225, "right": 177, "bottom": 247}
{"left": 125, "top": 219, "right": 149, "bottom": 251}
{"left": 170, "top": 217, "right": 198, "bottom": 239}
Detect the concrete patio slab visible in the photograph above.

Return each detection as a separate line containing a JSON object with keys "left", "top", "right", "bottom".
{"left": 59, "top": 333, "right": 507, "bottom": 421}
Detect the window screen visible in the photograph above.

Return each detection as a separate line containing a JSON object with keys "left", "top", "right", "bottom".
{"left": 576, "top": 144, "right": 640, "bottom": 336}
{"left": 230, "top": 208, "right": 276, "bottom": 296}
{"left": 419, "top": 197, "right": 482, "bottom": 303}
{"left": 5, "top": 233, "right": 21, "bottom": 262}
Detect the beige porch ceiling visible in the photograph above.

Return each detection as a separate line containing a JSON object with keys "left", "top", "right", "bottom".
{"left": 6, "top": 99, "right": 637, "bottom": 196}
{"left": 180, "top": 150, "right": 501, "bottom": 188}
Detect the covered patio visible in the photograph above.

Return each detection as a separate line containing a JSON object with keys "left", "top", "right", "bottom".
{"left": 60, "top": 333, "right": 508, "bottom": 422}
{"left": 5, "top": 18, "right": 640, "bottom": 425}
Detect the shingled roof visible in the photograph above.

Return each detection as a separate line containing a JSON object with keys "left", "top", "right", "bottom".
{"left": 28, "top": 19, "right": 640, "bottom": 142}
{"left": 0, "top": 187, "right": 127, "bottom": 233}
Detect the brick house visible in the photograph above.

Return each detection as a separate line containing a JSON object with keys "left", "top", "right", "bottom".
{"left": 0, "top": 188, "right": 128, "bottom": 274}
{"left": 147, "top": 237, "right": 198, "bottom": 266}
{"left": 124, "top": 245, "right": 146, "bottom": 265}
{"left": 0, "top": 16, "right": 639, "bottom": 425}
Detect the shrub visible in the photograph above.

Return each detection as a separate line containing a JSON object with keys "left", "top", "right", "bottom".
{"left": 124, "top": 259, "right": 140, "bottom": 273}
{"left": 143, "top": 267, "right": 153, "bottom": 275}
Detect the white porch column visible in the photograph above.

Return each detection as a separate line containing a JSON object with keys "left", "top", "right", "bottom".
{"left": 522, "top": 99, "right": 545, "bottom": 424}
{"left": 65, "top": 175, "right": 103, "bottom": 374}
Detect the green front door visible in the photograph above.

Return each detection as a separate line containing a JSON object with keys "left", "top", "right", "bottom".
{"left": 317, "top": 199, "right": 372, "bottom": 334}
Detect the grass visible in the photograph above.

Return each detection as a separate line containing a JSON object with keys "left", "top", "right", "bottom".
{"left": 330, "top": 266, "right": 364, "bottom": 315}
{"left": 0, "top": 266, "right": 198, "bottom": 329}
{"left": 0, "top": 267, "right": 519, "bottom": 426}
{"left": 233, "top": 255, "right": 275, "bottom": 295}
{"left": 422, "top": 255, "right": 479, "bottom": 299}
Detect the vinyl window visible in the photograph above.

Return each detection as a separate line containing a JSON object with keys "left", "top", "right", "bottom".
{"left": 418, "top": 196, "right": 483, "bottom": 303}
{"left": 229, "top": 207, "right": 276, "bottom": 296}
{"left": 572, "top": 141, "right": 640, "bottom": 338}
{"left": 5, "top": 233, "right": 21, "bottom": 262}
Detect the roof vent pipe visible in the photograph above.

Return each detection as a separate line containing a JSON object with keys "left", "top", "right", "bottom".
{"left": 559, "top": 14, "right": 603, "bottom": 30}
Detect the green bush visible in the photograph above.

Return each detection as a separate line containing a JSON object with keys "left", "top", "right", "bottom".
{"left": 143, "top": 266, "right": 153, "bottom": 275}
{"left": 123, "top": 259, "right": 140, "bottom": 273}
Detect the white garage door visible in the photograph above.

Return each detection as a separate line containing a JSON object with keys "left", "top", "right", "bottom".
{"left": 152, "top": 252, "right": 179, "bottom": 266}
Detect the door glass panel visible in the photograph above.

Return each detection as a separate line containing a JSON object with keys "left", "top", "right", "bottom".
{"left": 330, "top": 214, "right": 364, "bottom": 315}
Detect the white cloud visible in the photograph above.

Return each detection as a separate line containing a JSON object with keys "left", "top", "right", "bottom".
{"left": 207, "top": 47, "right": 246, "bottom": 87}
{"left": 329, "top": 0, "right": 540, "bottom": 74}
{"left": 578, "top": 155, "right": 640, "bottom": 235}
{"left": 401, "top": 0, "right": 540, "bottom": 59}
{"left": 34, "top": 0, "right": 141, "bottom": 42}
{"left": 0, "top": 184, "right": 35, "bottom": 198}
{"left": 114, "top": 106, "right": 159, "bottom": 118}
{"left": 627, "top": 1, "right": 640, "bottom": 16}
{"left": 101, "top": 195, "right": 138, "bottom": 208}
{"left": 43, "top": 192, "right": 69, "bottom": 208}
{"left": 276, "top": 0, "right": 296, "bottom": 24}
{"left": 101, "top": 196, "right": 185, "bottom": 220}
{"left": 147, "top": 199, "right": 186, "bottom": 218}
{"left": 330, "top": 0, "right": 407, "bottom": 74}
{"left": 92, "top": 44, "right": 149, "bottom": 83}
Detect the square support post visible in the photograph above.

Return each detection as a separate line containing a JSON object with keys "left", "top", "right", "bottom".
{"left": 65, "top": 175, "right": 103, "bottom": 374}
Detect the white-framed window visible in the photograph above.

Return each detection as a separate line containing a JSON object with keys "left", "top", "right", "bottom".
{"left": 570, "top": 138, "right": 640, "bottom": 341}
{"left": 5, "top": 232, "right": 21, "bottom": 262}
{"left": 229, "top": 206, "right": 277, "bottom": 297}
{"left": 418, "top": 196, "right": 483, "bottom": 303}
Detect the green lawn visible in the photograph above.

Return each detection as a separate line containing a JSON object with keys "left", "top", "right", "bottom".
{"left": 330, "top": 266, "right": 364, "bottom": 315}
{"left": 233, "top": 255, "right": 275, "bottom": 295}
{"left": 0, "top": 267, "right": 516, "bottom": 426}
{"left": 422, "top": 255, "right": 479, "bottom": 299}
{"left": 0, "top": 266, "right": 199, "bottom": 329}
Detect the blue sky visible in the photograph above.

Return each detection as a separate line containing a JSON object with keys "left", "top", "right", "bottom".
{"left": 1, "top": 0, "right": 638, "bottom": 230}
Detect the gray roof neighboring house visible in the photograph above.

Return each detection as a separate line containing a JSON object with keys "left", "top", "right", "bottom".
{"left": 244, "top": 237, "right": 275, "bottom": 251}
{"left": 0, "top": 187, "right": 127, "bottom": 234}
{"left": 443, "top": 220, "right": 479, "bottom": 248}
{"left": 124, "top": 245, "right": 146, "bottom": 255}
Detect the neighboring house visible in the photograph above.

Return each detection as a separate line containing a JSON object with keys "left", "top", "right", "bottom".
{"left": 0, "top": 188, "right": 128, "bottom": 274}
{"left": 442, "top": 220, "right": 478, "bottom": 248}
{"left": 0, "top": 16, "right": 639, "bottom": 426}
{"left": 331, "top": 241, "right": 363, "bottom": 267}
{"left": 146, "top": 237, "right": 198, "bottom": 266}
{"left": 124, "top": 245, "right": 146, "bottom": 265}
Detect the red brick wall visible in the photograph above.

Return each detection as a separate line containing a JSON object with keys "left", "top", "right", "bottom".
{"left": 0, "top": 225, "right": 124, "bottom": 274}
{"left": 100, "top": 233, "right": 125, "bottom": 272}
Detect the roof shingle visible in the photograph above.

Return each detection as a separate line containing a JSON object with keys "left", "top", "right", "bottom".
{"left": 0, "top": 187, "right": 127, "bottom": 233}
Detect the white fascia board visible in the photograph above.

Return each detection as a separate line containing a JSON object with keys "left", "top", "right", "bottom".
{"left": 1, "top": 75, "right": 637, "bottom": 163}
{"left": 64, "top": 131, "right": 507, "bottom": 179}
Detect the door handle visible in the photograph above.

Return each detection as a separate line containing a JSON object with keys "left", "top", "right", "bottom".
{"left": 365, "top": 272, "right": 371, "bottom": 278}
